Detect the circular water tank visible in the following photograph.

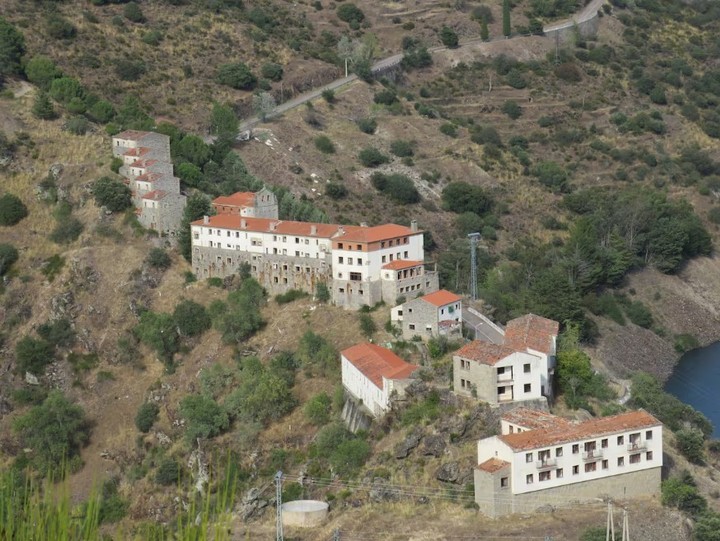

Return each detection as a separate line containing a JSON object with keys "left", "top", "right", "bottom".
{"left": 281, "top": 500, "right": 329, "bottom": 528}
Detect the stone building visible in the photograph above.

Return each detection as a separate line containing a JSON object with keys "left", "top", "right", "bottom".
{"left": 190, "top": 215, "right": 438, "bottom": 309}
{"left": 212, "top": 188, "right": 278, "bottom": 219}
{"left": 474, "top": 408, "right": 662, "bottom": 517}
{"left": 111, "top": 130, "right": 186, "bottom": 235}
{"left": 390, "top": 289, "right": 463, "bottom": 339}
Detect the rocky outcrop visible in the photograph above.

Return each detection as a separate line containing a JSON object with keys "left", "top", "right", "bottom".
{"left": 395, "top": 430, "right": 422, "bottom": 459}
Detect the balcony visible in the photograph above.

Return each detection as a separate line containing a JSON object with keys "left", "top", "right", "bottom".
{"left": 497, "top": 373, "right": 514, "bottom": 383}
{"left": 582, "top": 450, "right": 603, "bottom": 461}
{"left": 536, "top": 458, "right": 557, "bottom": 470}
{"left": 627, "top": 441, "right": 648, "bottom": 452}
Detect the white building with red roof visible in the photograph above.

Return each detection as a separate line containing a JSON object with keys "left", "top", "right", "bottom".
{"left": 452, "top": 313, "right": 559, "bottom": 406}
{"left": 474, "top": 408, "right": 662, "bottom": 517}
{"left": 390, "top": 289, "right": 462, "bottom": 339}
{"left": 340, "top": 343, "right": 418, "bottom": 418}
{"left": 190, "top": 215, "right": 438, "bottom": 309}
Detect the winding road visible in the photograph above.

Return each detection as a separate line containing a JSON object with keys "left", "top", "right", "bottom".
{"left": 236, "top": 0, "right": 608, "bottom": 133}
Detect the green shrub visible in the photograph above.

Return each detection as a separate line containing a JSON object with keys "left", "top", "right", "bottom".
{"left": 261, "top": 62, "right": 283, "bottom": 81}
{"left": 0, "top": 194, "right": 27, "bottom": 226}
{"left": 25, "top": 56, "right": 62, "bottom": 90}
{"left": 373, "top": 89, "right": 398, "bottom": 106}
{"left": 356, "top": 117, "right": 377, "bottom": 134}
{"left": 439, "top": 26, "right": 459, "bottom": 48}
{"left": 389, "top": 139, "right": 414, "bottom": 157}
{"left": 336, "top": 4, "right": 365, "bottom": 23}
{"left": 442, "top": 181, "right": 493, "bottom": 215}
{"left": 359, "top": 147, "right": 390, "bottom": 168}
{"left": 32, "top": 91, "right": 57, "bottom": 120}
{"left": 501, "top": 100, "right": 522, "bottom": 119}
{"left": 297, "top": 331, "right": 337, "bottom": 377}
{"left": 93, "top": 176, "right": 132, "bottom": 212}
{"left": 676, "top": 428, "right": 705, "bottom": 464}
{"left": 0, "top": 243, "right": 18, "bottom": 275}
{"left": 305, "top": 392, "right": 332, "bottom": 426}
{"left": 99, "top": 479, "right": 128, "bottom": 524}
{"left": 216, "top": 62, "right": 257, "bottom": 90}
{"left": 38, "top": 318, "right": 75, "bottom": 349}
{"left": 624, "top": 300, "right": 653, "bottom": 328}
{"left": 662, "top": 473, "right": 708, "bottom": 517}
{"left": 275, "top": 289, "right": 309, "bottom": 304}
{"left": 135, "top": 311, "right": 179, "bottom": 363}
{"left": 155, "top": 459, "right": 181, "bottom": 486}
{"left": 321, "top": 89, "right": 336, "bottom": 103}
{"left": 124, "top": 2, "right": 145, "bottom": 23}
{"left": 141, "top": 30, "right": 163, "bottom": 46}
{"left": 115, "top": 59, "right": 146, "bottom": 82}
{"left": 173, "top": 299, "right": 211, "bottom": 337}
{"left": 325, "top": 183, "right": 348, "bottom": 199}
{"left": 180, "top": 394, "right": 229, "bottom": 442}
{"left": 532, "top": 161, "right": 569, "bottom": 191}
{"left": 41, "top": 254, "right": 65, "bottom": 282}
{"left": 65, "top": 116, "right": 89, "bottom": 135}
{"left": 315, "top": 135, "right": 336, "bottom": 154}
{"left": 370, "top": 172, "right": 420, "bottom": 203}
{"left": 359, "top": 313, "right": 377, "bottom": 338}
{"left": 506, "top": 69, "right": 527, "bottom": 89}
{"left": 135, "top": 402, "right": 159, "bottom": 433}
{"left": 50, "top": 215, "right": 83, "bottom": 244}
{"left": 440, "top": 123, "right": 458, "bottom": 137}
{"left": 315, "top": 282, "right": 331, "bottom": 302}
{"left": 554, "top": 62, "right": 582, "bottom": 82}
{"left": 470, "top": 125, "right": 502, "bottom": 146}
{"left": 15, "top": 337, "right": 54, "bottom": 375}
{"left": 674, "top": 333, "right": 699, "bottom": 353}
{"left": 146, "top": 248, "right": 171, "bottom": 270}
{"left": 47, "top": 15, "right": 77, "bottom": 40}
{"left": 13, "top": 390, "right": 90, "bottom": 474}
{"left": 0, "top": 16, "right": 25, "bottom": 78}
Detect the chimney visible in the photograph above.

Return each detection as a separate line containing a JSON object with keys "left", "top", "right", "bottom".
{"left": 203, "top": 215, "right": 209, "bottom": 225}
{"left": 410, "top": 220, "right": 418, "bottom": 232}
{"left": 241, "top": 218, "right": 247, "bottom": 229}
{"left": 311, "top": 224, "right": 317, "bottom": 235}
{"left": 360, "top": 221, "right": 368, "bottom": 227}
{"left": 338, "top": 225, "right": 345, "bottom": 235}
{"left": 270, "top": 221, "right": 278, "bottom": 231}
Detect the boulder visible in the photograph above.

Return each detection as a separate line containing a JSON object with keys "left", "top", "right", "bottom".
{"left": 24, "top": 372, "right": 40, "bottom": 385}
{"left": 49, "top": 163, "right": 63, "bottom": 181}
{"left": 435, "top": 462, "right": 460, "bottom": 483}
{"left": 395, "top": 430, "right": 422, "bottom": 459}
{"left": 369, "top": 479, "right": 400, "bottom": 503}
{"left": 421, "top": 434, "right": 446, "bottom": 457}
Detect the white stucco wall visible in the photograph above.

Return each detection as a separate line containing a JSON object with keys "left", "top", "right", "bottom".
{"left": 341, "top": 354, "right": 387, "bottom": 417}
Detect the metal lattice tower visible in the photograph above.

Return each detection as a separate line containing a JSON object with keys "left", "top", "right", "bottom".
{"left": 467, "top": 233, "right": 481, "bottom": 301}
{"left": 275, "top": 471, "right": 284, "bottom": 541}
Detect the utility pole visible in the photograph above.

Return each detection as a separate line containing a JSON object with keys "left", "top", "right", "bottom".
{"left": 606, "top": 501, "right": 615, "bottom": 541}
{"left": 467, "top": 233, "right": 481, "bottom": 301}
{"left": 333, "top": 528, "right": 341, "bottom": 541}
{"left": 621, "top": 507, "right": 629, "bottom": 541}
{"left": 275, "top": 471, "right": 284, "bottom": 541}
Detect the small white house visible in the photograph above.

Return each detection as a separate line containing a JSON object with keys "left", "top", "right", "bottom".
{"left": 391, "top": 289, "right": 462, "bottom": 339}
{"left": 474, "top": 408, "right": 663, "bottom": 517}
{"left": 340, "top": 343, "right": 418, "bottom": 418}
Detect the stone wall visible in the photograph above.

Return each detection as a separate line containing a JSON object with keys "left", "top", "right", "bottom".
{"left": 401, "top": 297, "right": 439, "bottom": 339}
{"left": 543, "top": 1, "right": 601, "bottom": 44}
{"left": 475, "top": 466, "right": 661, "bottom": 517}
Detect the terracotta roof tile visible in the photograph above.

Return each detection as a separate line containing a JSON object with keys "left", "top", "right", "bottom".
{"left": 477, "top": 458, "right": 510, "bottom": 473}
{"left": 504, "top": 314, "right": 559, "bottom": 355}
{"left": 191, "top": 214, "right": 341, "bottom": 238}
{"left": 499, "top": 410, "right": 661, "bottom": 451}
{"left": 335, "top": 224, "right": 419, "bottom": 243}
{"left": 341, "top": 343, "right": 418, "bottom": 389}
{"left": 382, "top": 259, "right": 423, "bottom": 270}
{"left": 454, "top": 340, "right": 521, "bottom": 366}
{"left": 213, "top": 192, "right": 255, "bottom": 208}
{"left": 421, "top": 289, "right": 462, "bottom": 307}
{"left": 502, "top": 408, "right": 572, "bottom": 431}
{"left": 142, "top": 190, "right": 168, "bottom": 201}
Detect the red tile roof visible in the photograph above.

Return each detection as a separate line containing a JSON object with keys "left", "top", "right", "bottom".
{"left": 335, "top": 224, "right": 419, "bottom": 243}
{"left": 454, "top": 340, "right": 520, "bottom": 366}
{"left": 192, "top": 214, "right": 341, "bottom": 238}
{"left": 382, "top": 259, "right": 423, "bottom": 271}
{"left": 213, "top": 192, "right": 255, "bottom": 208}
{"left": 135, "top": 172, "right": 165, "bottom": 182}
{"left": 130, "top": 159, "right": 160, "bottom": 169}
{"left": 341, "top": 343, "right": 418, "bottom": 389}
{"left": 499, "top": 410, "right": 661, "bottom": 451}
{"left": 421, "top": 289, "right": 462, "bottom": 307}
{"left": 502, "top": 408, "right": 572, "bottom": 432}
{"left": 477, "top": 458, "right": 510, "bottom": 473}
{"left": 504, "top": 314, "right": 559, "bottom": 355}
{"left": 123, "top": 147, "right": 153, "bottom": 158}
{"left": 142, "top": 190, "right": 168, "bottom": 201}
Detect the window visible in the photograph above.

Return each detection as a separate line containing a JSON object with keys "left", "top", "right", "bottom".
{"left": 646, "top": 451, "right": 653, "bottom": 461}
{"left": 404, "top": 251, "right": 409, "bottom": 258}
{"left": 524, "top": 363, "right": 531, "bottom": 373}
{"left": 358, "top": 258, "right": 363, "bottom": 265}
{"left": 601, "top": 439, "right": 608, "bottom": 449}
{"left": 295, "top": 237, "right": 299, "bottom": 243}
{"left": 630, "top": 453, "right": 641, "bottom": 464}
{"left": 409, "top": 324, "right": 415, "bottom": 330}
{"left": 572, "top": 444, "right": 579, "bottom": 454}
{"left": 617, "top": 435, "right": 624, "bottom": 446}
{"left": 356, "top": 244, "right": 361, "bottom": 250}
{"left": 500, "top": 477, "right": 508, "bottom": 488}
{"left": 525, "top": 453, "right": 533, "bottom": 463}
{"left": 338, "top": 257, "right": 344, "bottom": 264}
{"left": 338, "top": 243, "right": 343, "bottom": 249}
{"left": 602, "top": 460, "right": 609, "bottom": 470}
{"left": 348, "top": 258, "right": 353, "bottom": 265}
{"left": 646, "top": 430, "right": 653, "bottom": 440}
{"left": 282, "top": 236, "right": 287, "bottom": 242}
{"left": 526, "top": 474, "right": 533, "bottom": 485}
{"left": 524, "top": 383, "right": 531, "bottom": 393}
{"left": 572, "top": 465, "right": 579, "bottom": 475}
{"left": 461, "top": 360, "right": 470, "bottom": 370}
{"left": 556, "top": 447, "right": 563, "bottom": 457}
{"left": 295, "top": 251, "right": 300, "bottom": 257}
{"left": 556, "top": 468, "right": 563, "bottom": 479}
{"left": 618, "top": 457, "right": 625, "bottom": 467}
{"left": 339, "top": 288, "right": 345, "bottom": 293}
{"left": 382, "top": 255, "right": 387, "bottom": 263}
{"left": 350, "top": 272, "right": 362, "bottom": 281}
{"left": 585, "top": 462, "right": 597, "bottom": 473}
{"left": 539, "top": 471, "right": 551, "bottom": 482}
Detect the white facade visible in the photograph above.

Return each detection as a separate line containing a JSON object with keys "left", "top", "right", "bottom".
{"left": 477, "top": 411, "right": 663, "bottom": 496}
{"left": 341, "top": 354, "right": 388, "bottom": 418}
{"left": 332, "top": 234, "right": 424, "bottom": 284}
{"left": 491, "top": 351, "right": 544, "bottom": 403}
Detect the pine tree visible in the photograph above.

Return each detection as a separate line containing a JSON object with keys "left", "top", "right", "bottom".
{"left": 480, "top": 16, "right": 489, "bottom": 41}
{"left": 502, "top": 0, "right": 511, "bottom": 38}
{"left": 32, "top": 91, "right": 56, "bottom": 120}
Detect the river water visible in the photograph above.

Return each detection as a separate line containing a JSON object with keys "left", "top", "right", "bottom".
{"left": 664, "top": 341, "right": 720, "bottom": 438}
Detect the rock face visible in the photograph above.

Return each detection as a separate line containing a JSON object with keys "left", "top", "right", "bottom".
{"left": 395, "top": 430, "right": 422, "bottom": 459}
{"left": 241, "top": 487, "right": 269, "bottom": 520}
{"left": 435, "top": 462, "right": 460, "bottom": 483}
{"left": 369, "top": 478, "right": 400, "bottom": 503}
{"left": 422, "top": 434, "right": 446, "bottom": 457}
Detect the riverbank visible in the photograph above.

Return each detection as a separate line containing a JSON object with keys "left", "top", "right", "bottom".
{"left": 587, "top": 255, "right": 720, "bottom": 383}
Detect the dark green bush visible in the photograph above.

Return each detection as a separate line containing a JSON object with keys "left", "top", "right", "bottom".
{"left": 501, "top": 100, "right": 522, "bottom": 119}
{"left": 370, "top": 172, "right": 420, "bottom": 203}
{"left": 358, "top": 147, "right": 390, "bottom": 168}
{"left": 173, "top": 299, "right": 211, "bottom": 337}
{"left": 314, "top": 135, "right": 336, "bottom": 154}
{"left": 216, "top": 62, "right": 257, "bottom": 90}
{"left": 135, "top": 402, "right": 159, "bottom": 433}
{"left": 155, "top": 459, "right": 181, "bottom": 485}
{"left": 146, "top": 248, "right": 171, "bottom": 270}
{"left": 336, "top": 4, "right": 365, "bottom": 24}
{"left": 37, "top": 318, "right": 75, "bottom": 349}
{"left": 389, "top": 139, "right": 414, "bottom": 157}
{"left": 676, "top": 428, "right": 705, "bottom": 464}
{"left": 261, "top": 62, "right": 283, "bottom": 81}
{"left": 0, "top": 194, "right": 27, "bottom": 226}
{"left": 442, "top": 181, "right": 493, "bottom": 215}
{"left": 115, "top": 59, "right": 146, "bottom": 81}
{"left": 304, "top": 392, "right": 332, "bottom": 426}
{"left": 0, "top": 243, "right": 18, "bottom": 275}
{"left": 373, "top": 89, "right": 398, "bottom": 106}
{"left": 440, "top": 123, "right": 458, "bottom": 137}
{"left": 47, "top": 15, "right": 77, "bottom": 40}
{"left": 325, "top": 183, "right": 348, "bottom": 199}
{"left": 93, "top": 176, "right": 132, "bottom": 212}
{"left": 439, "top": 26, "right": 459, "bottom": 48}
{"left": 356, "top": 117, "right": 377, "bottom": 134}
{"left": 180, "top": 394, "right": 229, "bottom": 442}
{"left": 25, "top": 56, "right": 62, "bottom": 90}
{"left": 15, "top": 337, "right": 54, "bottom": 375}
{"left": 275, "top": 289, "right": 309, "bottom": 304}
{"left": 532, "top": 161, "right": 569, "bottom": 191}
{"left": 123, "top": 2, "right": 145, "bottom": 23}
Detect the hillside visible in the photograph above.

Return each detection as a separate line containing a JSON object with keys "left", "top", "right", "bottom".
{"left": 1, "top": 0, "right": 720, "bottom": 539}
